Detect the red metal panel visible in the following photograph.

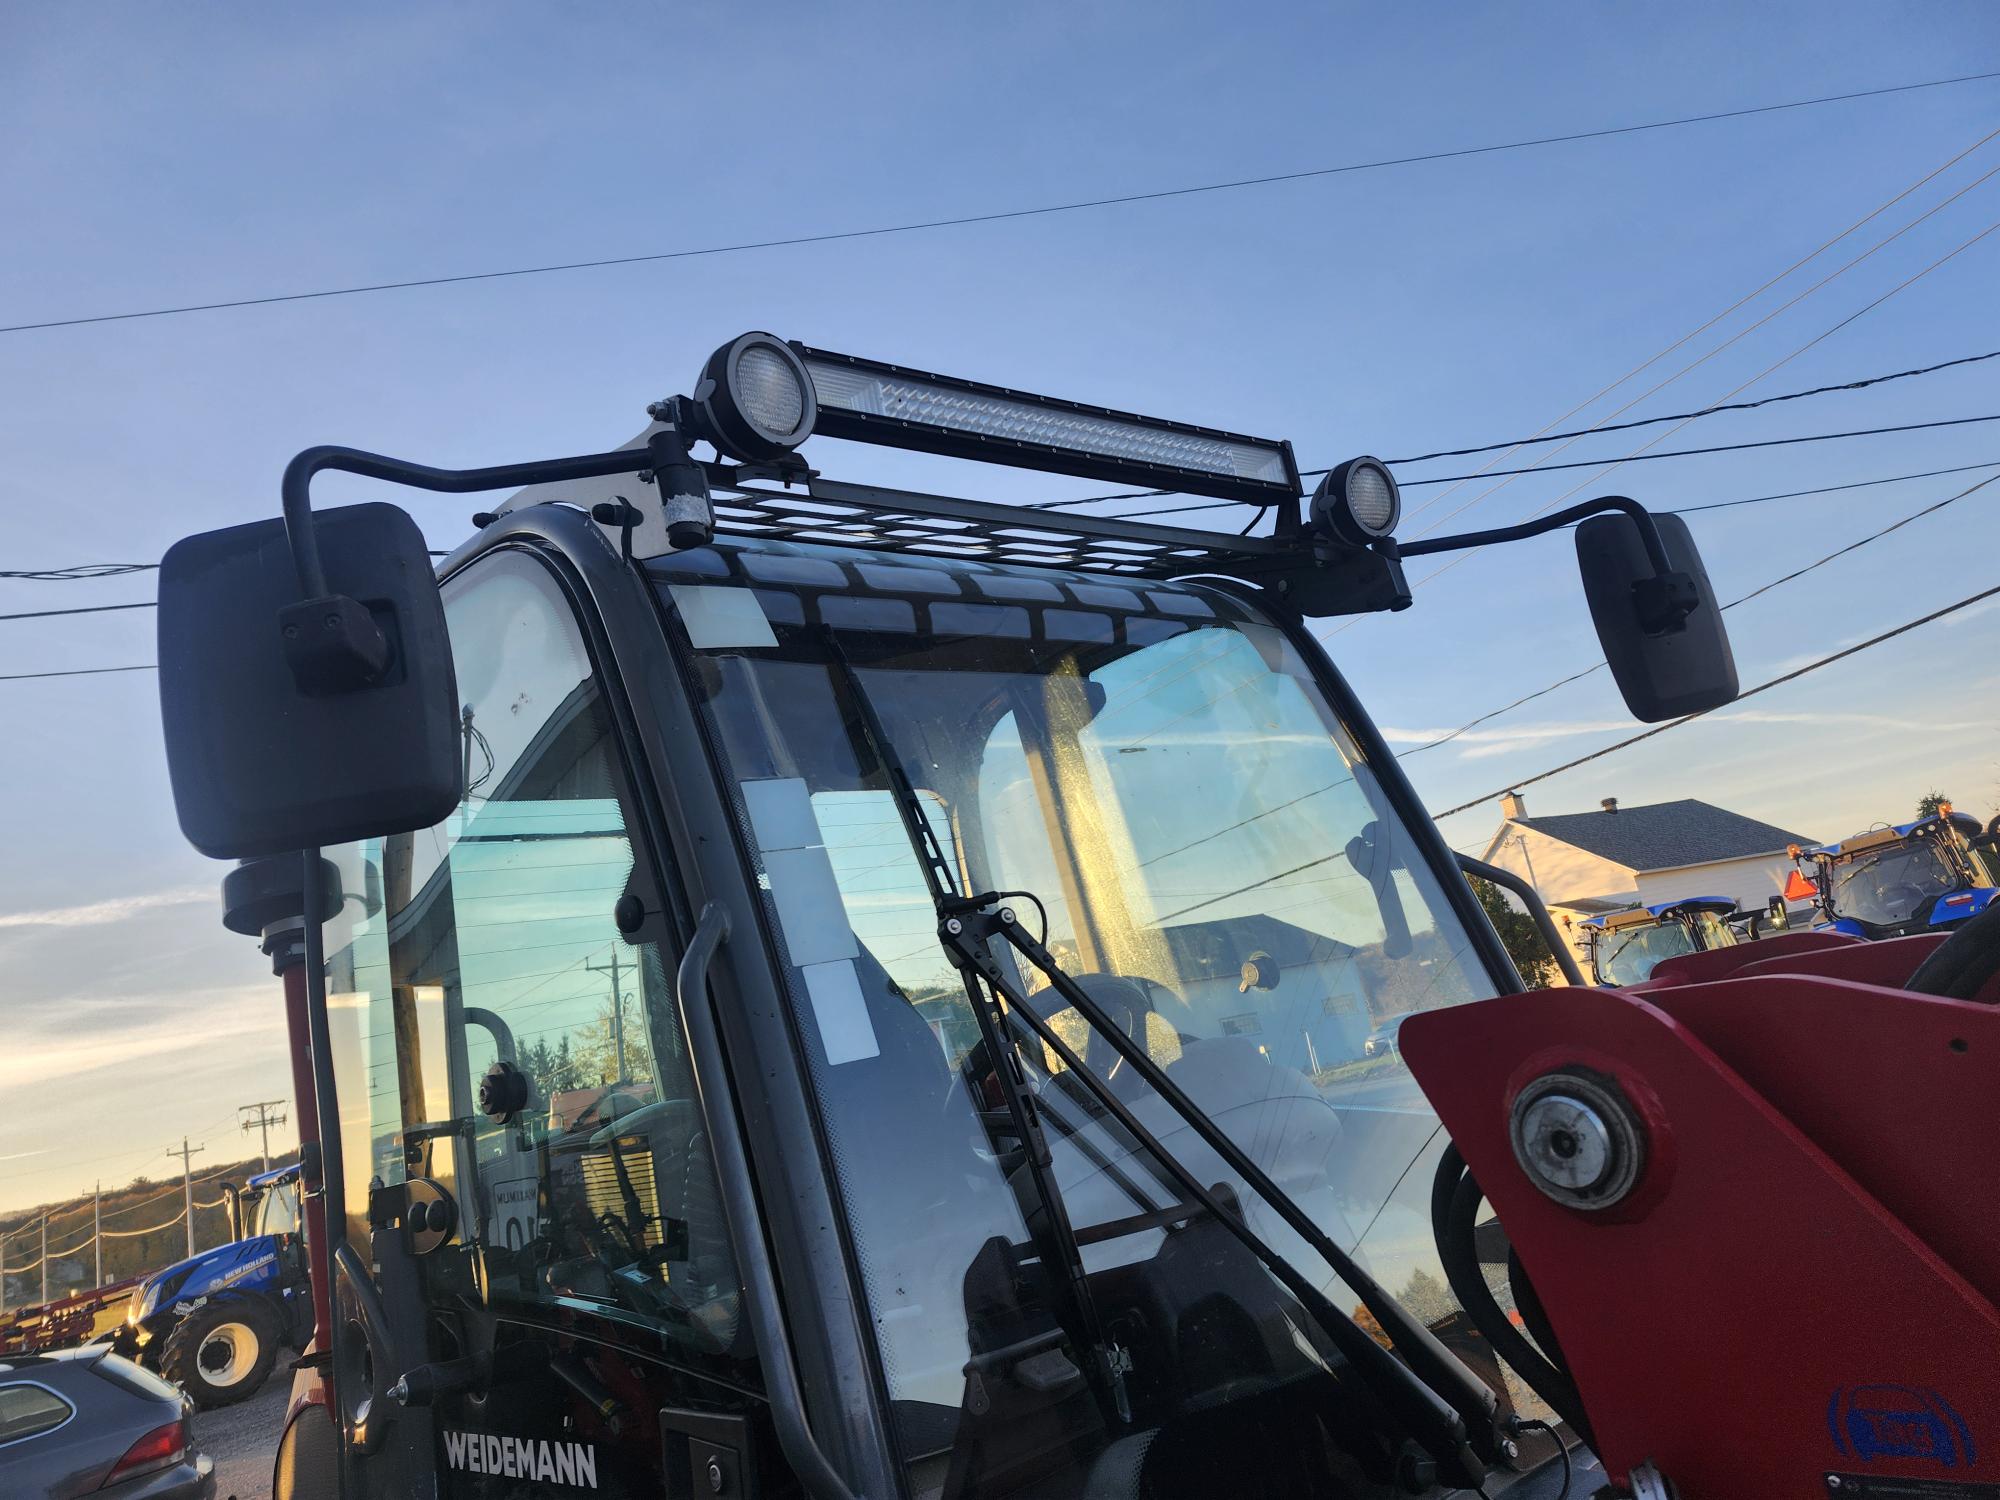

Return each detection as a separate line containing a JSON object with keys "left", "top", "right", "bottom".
{"left": 1401, "top": 982, "right": 2000, "bottom": 1498}
{"left": 1641, "top": 929, "right": 1862, "bottom": 988}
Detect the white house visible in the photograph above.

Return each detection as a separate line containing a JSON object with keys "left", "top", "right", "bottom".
{"left": 1480, "top": 793, "right": 1818, "bottom": 970}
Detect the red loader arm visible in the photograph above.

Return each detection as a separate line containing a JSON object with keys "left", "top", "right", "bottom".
{"left": 1401, "top": 942, "right": 2000, "bottom": 1499}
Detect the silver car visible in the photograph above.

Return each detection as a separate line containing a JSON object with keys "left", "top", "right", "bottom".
{"left": 0, "top": 1345, "right": 215, "bottom": 1499}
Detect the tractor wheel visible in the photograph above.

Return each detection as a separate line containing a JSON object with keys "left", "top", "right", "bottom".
{"left": 161, "top": 1299, "right": 280, "bottom": 1408}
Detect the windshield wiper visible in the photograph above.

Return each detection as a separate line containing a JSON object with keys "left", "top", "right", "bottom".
{"left": 823, "top": 638, "right": 1135, "bottom": 1428}
{"left": 824, "top": 643, "right": 1493, "bottom": 1486}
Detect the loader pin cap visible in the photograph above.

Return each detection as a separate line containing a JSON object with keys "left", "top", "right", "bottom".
{"left": 1509, "top": 1070, "right": 1645, "bottom": 1211}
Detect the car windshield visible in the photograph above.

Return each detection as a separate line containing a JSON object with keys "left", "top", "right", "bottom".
{"left": 1591, "top": 918, "right": 1698, "bottom": 986}
{"left": 657, "top": 541, "right": 1523, "bottom": 1498}
{"left": 1830, "top": 838, "right": 1960, "bottom": 926}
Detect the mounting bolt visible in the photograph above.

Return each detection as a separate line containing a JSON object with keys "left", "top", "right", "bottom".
{"left": 944, "top": 918, "right": 963, "bottom": 936}
{"left": 999, "top": 907, "right": 1015, "bottom": 925}
{"left": 1500, "top": 1437, "right": 1519, "bottom": 1461}
{"left": 707, "top": 1456, "right": 725, "bottom": 1493}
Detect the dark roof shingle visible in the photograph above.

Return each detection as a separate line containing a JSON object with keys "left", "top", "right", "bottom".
{"left": 1513, "top": 798, "right": 1816, "bottom": 871}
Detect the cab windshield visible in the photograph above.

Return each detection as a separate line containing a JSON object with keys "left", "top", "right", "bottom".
{"left": 255, "top": 1180, "right": 301, "bottom": 1238}
{"left": 1591, "top": 910, "right": 1732, "bottom": 986}
{"left": 1830, "top": 838, "right": 1962, "bottom": 926}
{"left": 658, "top": 542, "right": 1519, "bottom": 1496}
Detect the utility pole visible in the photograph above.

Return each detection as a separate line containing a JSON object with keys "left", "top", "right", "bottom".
{"left": 93, "top": 1183, "right": 102, "bottom": 1289}
{"left": 238, "top": 1101, "right": 287, "bottom": 1174}
{"left": 169, "top": 1139, "right": 204, "bottom": 1259}
{"left": 40, "top": 1214, "right": 48, "bottom": 1307}
{"left": 1, "top": 1225, "right": 7, "bottom": 1316}
{"left": 585, "top": 952, "right": 628, "bottom": 1081}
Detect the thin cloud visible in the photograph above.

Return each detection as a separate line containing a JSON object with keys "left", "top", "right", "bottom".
{"left": 1, "top": 989, "right": 277, "bottom": 1093}
{"left": 0, "top": 1149, "right": 51, "bottom": 1163}
{"left": 0, "top": 887, "right": 211, "bottom": 931}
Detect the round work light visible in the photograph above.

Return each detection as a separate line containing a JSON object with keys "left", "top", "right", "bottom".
{"left": 691, "top": 332, "right": 818, "bottom": 463}
{"left": 1311, "top": 456, "right": 1402, "bottom": 546}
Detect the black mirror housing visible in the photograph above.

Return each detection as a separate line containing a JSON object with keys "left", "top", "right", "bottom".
{"left": 159, "top": 501, "right": 461, "bottom": 858}
{"left": 1576, "top": 511, "right": 1737, "bottom": 722}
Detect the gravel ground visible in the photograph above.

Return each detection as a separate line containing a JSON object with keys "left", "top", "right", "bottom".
{"left": 192, "top": 1377, "right": 290, "bottom": 1500}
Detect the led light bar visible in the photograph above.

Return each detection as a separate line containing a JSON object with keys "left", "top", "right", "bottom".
{"left": 794, "top": 344, "right": 1301, "bottom": 505}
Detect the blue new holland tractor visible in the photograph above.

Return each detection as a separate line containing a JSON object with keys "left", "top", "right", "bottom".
{"left": 1580, "top": 896, "right": 1740, "bottom": 986}
{"left": 109, "top": 1163, "right": 313, "bottom": 1407}
{"left": 1790, "top": 808, "right": 2000, "bottom": 941}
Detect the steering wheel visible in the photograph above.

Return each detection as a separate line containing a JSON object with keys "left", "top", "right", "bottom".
{"left": 1906, "top": 898, "right": 2000, "bottom": 1000}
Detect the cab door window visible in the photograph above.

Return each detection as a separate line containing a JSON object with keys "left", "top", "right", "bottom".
{"left": 322, "top": 550, "right": 750, "bottom": 1371}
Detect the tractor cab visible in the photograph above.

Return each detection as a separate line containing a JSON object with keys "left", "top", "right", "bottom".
{"left": 224, "top": 1163, "right": 304, "bottom": 1245}
{"left": 1579, "top": 897, "right": 1738, "bottom": 986}
{"left": 154, "top": 333, "right": 1740, "bottom": 1499}
{"left": 1790, "top": 809, "right": 2000, "bottom": 939}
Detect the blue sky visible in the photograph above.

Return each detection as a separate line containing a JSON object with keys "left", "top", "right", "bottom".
{"left": 3, "top": 2, "right": 1998, "bottom": 1215}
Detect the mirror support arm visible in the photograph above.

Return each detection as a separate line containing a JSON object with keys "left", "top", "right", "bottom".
{"left": 1393, "top": 494, "right": 1669, "bottom": 568}
{"left": 280, "top": 443, "right": 664, "bottom": 597}
{"left": 1390, "top": 495, "right": 1697, "bottom": 633}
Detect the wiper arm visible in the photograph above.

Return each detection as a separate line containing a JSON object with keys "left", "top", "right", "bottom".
{"left": 940, "top": 901, "right": 1492, "bottom": 1484}
{"left": 822, "top": 638, "right": 1133, "bottom": 1425}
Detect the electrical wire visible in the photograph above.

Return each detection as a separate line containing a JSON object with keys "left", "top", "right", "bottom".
{"left": 1394, "top": 412, "right": 2000, "bottom": 487}
{"left": 0, "top": 600, "right": 155, "bottom": 622}
{"left": 1512, "top": 1419, "right": 1574, "bottom": 1500}
{"left": 1072, "top": 118, "right": 1990, "bottom": 542}
{"left": 1037, "top": 335, "right": 2000, "bottom": 519}
{"left": 1386, "top": 348, "right": 2000, "bottom": 463}
{"left": 1321, "top": 206, "right": 2000, "bottom": 631}
{"left": 0, "top": 663, "right": 156, "bottom": 681}
{"left": 7, "top": 72, "right": 1996, "bottom": 337}
{"left": 0, "top": 563, "right": 157, "bottom": 580}
{"left": 1430, "top": 577, "right": 2000, "bottom": 821}
{"left": 98, "top": 1213, "right": 189, "bottom": 1240}
{"left": 1389, "top": 154, "right": 2000, "bottom": 539}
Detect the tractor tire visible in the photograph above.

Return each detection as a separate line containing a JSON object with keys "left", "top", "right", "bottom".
{"left": 160, "top": 1298, "right": 280, "bottom": 1408}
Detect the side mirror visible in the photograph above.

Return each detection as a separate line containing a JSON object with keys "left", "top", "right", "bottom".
{"left": 1575, "top": 511, "right": 1737, "bottom": 722}
{"left": 1346, "top": 820, "right": 1413, "bottom": 959}
{"left": 158, "top": 502, "right": 461, "bottom": 858}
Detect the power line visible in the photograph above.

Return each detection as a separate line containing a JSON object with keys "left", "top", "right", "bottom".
{"left": 1032, "top": 340, "right": 2000, "bottom": 517}
{"left": 0, "top": 600, "right": 154, "bottom": 622}
{"left": 1367, "top": 207, "right": 2000, "bottom": 612}
{"left": 1395, "top": 412, "right": 2000, "bottom": 487}
{"left": 1390, "top": 156, "right": 2000, "bottom": 546}
{"left": 6, "top": 72, "right": 1997, "bottom": 337}
{"left": 1429, "top": 578, "right": 2000, "bottom": 821}
{"left": 1385, "top": 120, "right": 2000, "bottom": 530}
{"left": 0, "top": 564, "right": 157, "bottom": 580}
{"left": 1398, "top": 467, "right": 2000, "bottom": 758}
{"left": 1385, "top": 348, "right": 2000, "bottom": 464}
{"left": 0, "top": 663, "right": 156, "bottom": 681}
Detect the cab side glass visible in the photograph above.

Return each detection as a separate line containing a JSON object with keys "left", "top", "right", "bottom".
{"left": 157, "top": 501, "right": 461, "bottom": 858}
{"left": 1575, "top": 510, "right": 1738, "bottom": 722}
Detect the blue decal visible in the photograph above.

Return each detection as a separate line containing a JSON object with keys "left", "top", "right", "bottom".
{"left": 1829, "top": 1386, "right": 1977, "bottom": 1469}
